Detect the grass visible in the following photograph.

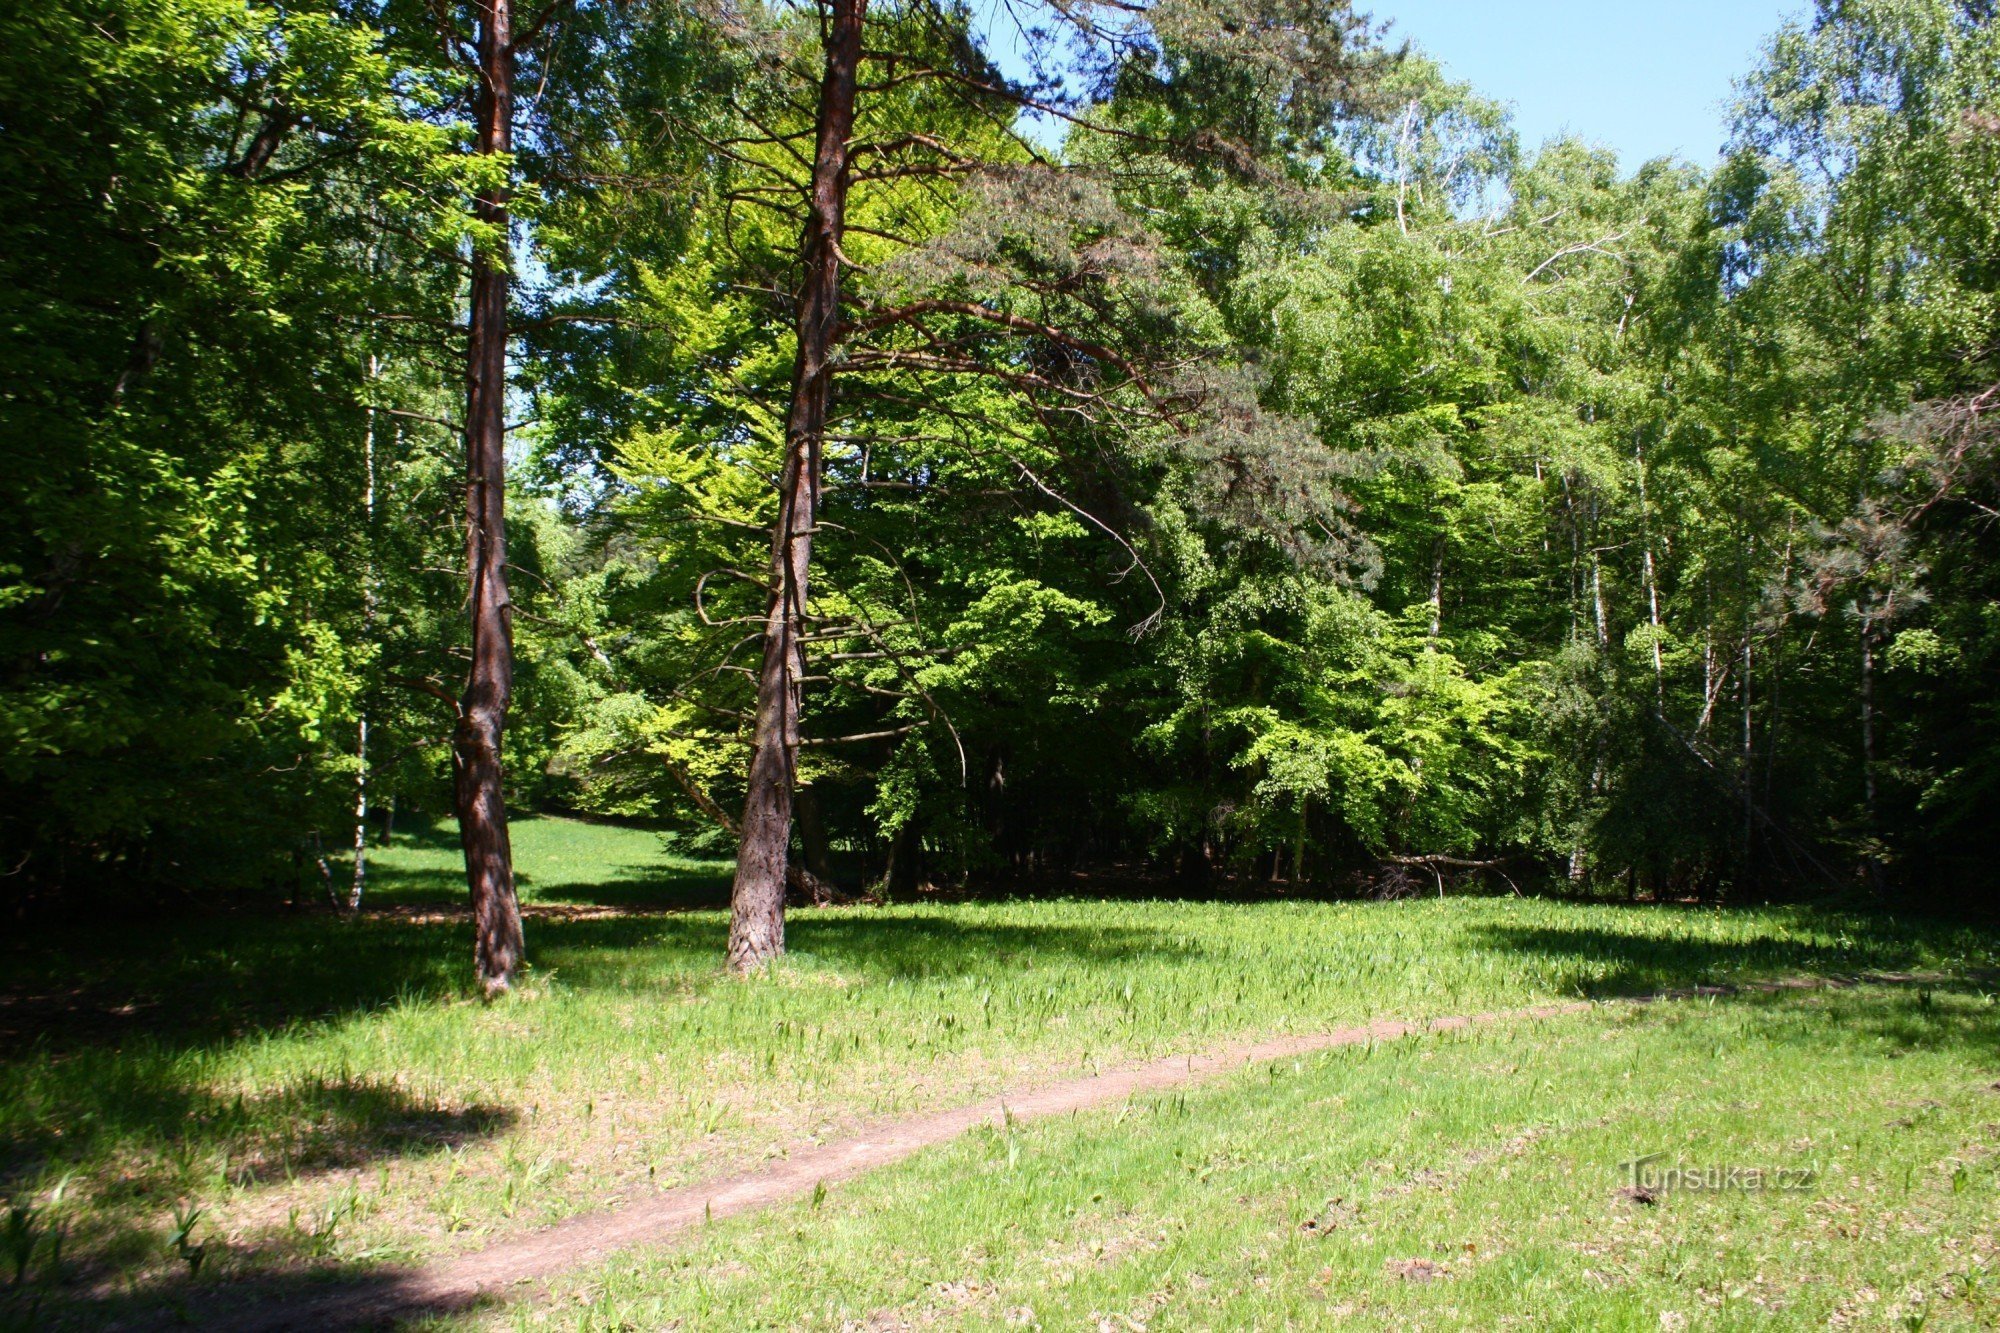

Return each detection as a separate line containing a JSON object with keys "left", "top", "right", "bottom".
{"left": 466, "top": 981, "right": 2000, "bottom": 1331}
{"left": 349, "top": 813, "right": 735, "bottom": 909}
{"left": 1, "top": 814, "right": 1994, "bottom": 1327}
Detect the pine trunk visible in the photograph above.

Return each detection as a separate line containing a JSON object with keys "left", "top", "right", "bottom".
{"left": 456, "top": 0, "right": 524, "bottom": 996}
{"left": 726, "top": 0, "right": 868, "bottom": 973}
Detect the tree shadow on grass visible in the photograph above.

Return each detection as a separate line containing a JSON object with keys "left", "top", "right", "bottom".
{"left": 2, "top": 905, "right": 1186, "bottom": 1062}
{"left": 0, "top": 904, "right": 1182, "bottom": 1211}
{"left": 791, "top": 911, "right": 1190, "bottom": 976}
{"left": 1646, "top": 977, "right": 2000, "bottom": 1073}
{"left": 0, "top": 907, "right": 1185, "bottom": 1330}
{"left": 1471, "top": 916, "right": 1965, "bottom": 1001}
{"left": 1, "top": 919, "right": 520, "bottom": 1273}
{"left": 1825, "top": 978, "right": 2000, "bottom": 1064}
{"left": 2, "top": 1065, "right": 511, "bottom": 1188}
{"left": 525, "top": 908, "right": 1189, "bottom": 988}
{"left": 359, "top": 866, "right": 733, "bottom": 911}
{"left": 525, "top": 869, "right": 733, "bottom": 911}
{"left": 0, "top": 1076, "right": 511, "bottom": 1333}
{"left": 0, "top": 917, "right": 475, "bottom": 1057}
{"left": 1478, "top": 912, "right": 2000, "bottom": 1065}
{"left": 0, "top": 1243, "right": 506, "bottom": 1333}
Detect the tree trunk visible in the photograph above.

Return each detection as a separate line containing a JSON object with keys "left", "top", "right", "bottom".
{"left": 795, "top": 783, "right": 834, "bottom": 885}
{"left": 726, "top": 0, "right": 868, "bottom": 972}
{"left": 1428, "top": 536, "right": 1445, "bottom": 641}
{"left": 456, "top": 0, "right": 524, "bottom": 996}
{"left": 1740, "top": 631, "right": 1755, "bottom": 880}
{"left": 1635, "top": 436, "right": 1666, "bottom": 702}
{"left": 349, "top": 714, "right": 370, "bottom": 912}
{"left": 349, "top": 357, "right": 380, "bottom": 914}
{"left": 1859, "top": 613, "right": 1881, "bottom": 891}
{"left": 883, "top": 821, "right": 921, "bottom": 899}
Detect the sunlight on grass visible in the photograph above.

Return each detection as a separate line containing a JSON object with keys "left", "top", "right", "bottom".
{"left": 1, "top": 816, "right": 1994, "bottom": 1326}
{"left": 480, "top": 983, "right": 2000, "bottom": 1331}
{"left": 359, "top": 813, "right": 733, "bottom": 908}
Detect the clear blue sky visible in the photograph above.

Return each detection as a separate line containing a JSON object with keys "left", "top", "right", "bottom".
{"left": 1379, "top": 1, "right": 1806, "bottom": 169}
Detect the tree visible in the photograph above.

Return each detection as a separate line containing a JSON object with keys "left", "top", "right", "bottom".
{"left": 0, "top": 0, "right": 475, "bottom": 908}
{"left": 726, "top": 0, "right": 869, "bottom": 970}
{"left": 639, "top": 0, "right": 1388, "bottom": 967}
{"left": 455, "top": 0, "right": 529, "bottom": 994}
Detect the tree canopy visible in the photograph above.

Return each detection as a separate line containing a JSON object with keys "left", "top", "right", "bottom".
{"left": 4, "top": 0, "right": 1996, "bottom": 970}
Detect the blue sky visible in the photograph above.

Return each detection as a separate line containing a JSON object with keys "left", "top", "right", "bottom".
{"left": 1378, "top": 1, "right": 1807, "bottom": 169}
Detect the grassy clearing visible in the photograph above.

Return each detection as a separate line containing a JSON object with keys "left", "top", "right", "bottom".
{"left": 351, "top": 813, "right": 735, "bottom": 909}
{"left": 1, "top": 816, "right": 1994, "bottom": 1325}
{"left": 465, "top": 981, "right": 2000, "bottom": 1331}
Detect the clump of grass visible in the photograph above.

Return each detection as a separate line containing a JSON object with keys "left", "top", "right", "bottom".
{"left": 165, "top": 1201, "right": 205, "bottom": 1279}
{"left": 286, "top": 1187, "right": 359, "bottom": 1260}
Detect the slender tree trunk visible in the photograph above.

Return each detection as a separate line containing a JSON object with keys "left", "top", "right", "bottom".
{"left": 350, "top": 357, "right": 381, "bottom": 914}
{"left": 1589, "top": 550, "right": 1608, "bottom": 647}
{"left": 1428, "top": 536, "right": 1445, "bottom": 641}
{"left": 350, "top": 715, "right": 370, "bottom": 911}
{"left": 1859, "top": 612, "right": 1881, "bottom": 891}
{"left": 1561, "top": 472, "right": 1581, "bottom": 639}
{"left": 727, "top": 0, "right": 868, "bottom": 972}
{"left": 1765, "top": 527, "right": 1795, "bottom": 811}
{"left": 1634, "top": 437, "right": 1665, "bottom": 703}
{"left": 1741, "top": 632, "right": 1755, "bottom": 878}
{"left": 456, "top": 0, "right": 524, "bottom": 995}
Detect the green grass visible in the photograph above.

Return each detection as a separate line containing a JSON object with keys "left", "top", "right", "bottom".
{"left": 472, "top": 981, "right": 2000, "bottom": 1331}
{"left": 353, "top": 812, "right": 734, "bottom": 909}
{"left": 1, "top": 815, "right": 1994, "bottom": 1328}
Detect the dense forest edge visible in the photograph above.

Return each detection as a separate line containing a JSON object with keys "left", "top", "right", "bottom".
{"left": 4, "top": 0, "right": 1998, "bottom": 966}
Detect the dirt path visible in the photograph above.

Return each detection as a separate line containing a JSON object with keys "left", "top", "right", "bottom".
{"left": 208, "top": 972, "right": 1965, "bottom": 1330}
{"left": 206, "top": 999, "right": 1607, "bottom": 1330}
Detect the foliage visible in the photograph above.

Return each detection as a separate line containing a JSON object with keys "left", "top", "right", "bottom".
{"left": 5, "top": 0, "right": 1998, "bottom": 909}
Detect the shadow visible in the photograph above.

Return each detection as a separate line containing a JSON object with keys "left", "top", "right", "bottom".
{"left": 1840, "top": 972, "right": 2000, "bottom": 1064}
{"left": 1470, "top": 917, "right": 1946, "bottom": 1001}
{"left": 0, "top": 1074, "right": 511, "bottom": 1333}
{"left": 790, "top": 912, "right": 1186, "bottom": 976}
{"left": 0, "top": 903, "right": 1187, "bottom": 1328}
{"left": 1822, "top": 975, "right": 2000, "bottom": 1063}
{"left": 1478, "top": 911, "right": 2000, "bottom": 1066}
{"left": 0, "top": 915, "right": 476, "bottom": 1058}
{"left": 517, "top": 909, "right": 1188, "bottom": 990}
{"left": 526, "top": 869, "right": 733, "bottom": 911}
{"left": 3, "top": 1070, "right": 508, "bottom": 1188}
{"left": 1621, "top": 975, "right": 2000, "bottom": 1074}
{"left": 1, "top": 915, "right": 525, "bottom": 1284}
{"left": 0, "top": 1248, "right": 504, "bottom": 1332}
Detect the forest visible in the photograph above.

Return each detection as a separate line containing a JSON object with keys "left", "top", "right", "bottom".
{"left": 2, "top": 1, "right": 1999, "bottom": 1323}
{"left": 6, "top": 0, "right": 1995, "bottom": 979}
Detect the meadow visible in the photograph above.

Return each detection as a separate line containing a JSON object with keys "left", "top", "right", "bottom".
{"left": 2, "top": 816, "right": 1995, "bottom": 1328}
{"left": 464, "top": 980, "right": 2000, "bottom": 1331}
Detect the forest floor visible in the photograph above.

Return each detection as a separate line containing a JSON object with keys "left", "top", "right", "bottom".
{"left": 1, "top": 816, "right": 1996, "bottom": 1329}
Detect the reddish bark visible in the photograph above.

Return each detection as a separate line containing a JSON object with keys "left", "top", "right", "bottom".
{"left": 456, "top": 0, "right": 525, "bottom": 996}
{"left": 727, "top": 0, "right": 869, "bottom": 972}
